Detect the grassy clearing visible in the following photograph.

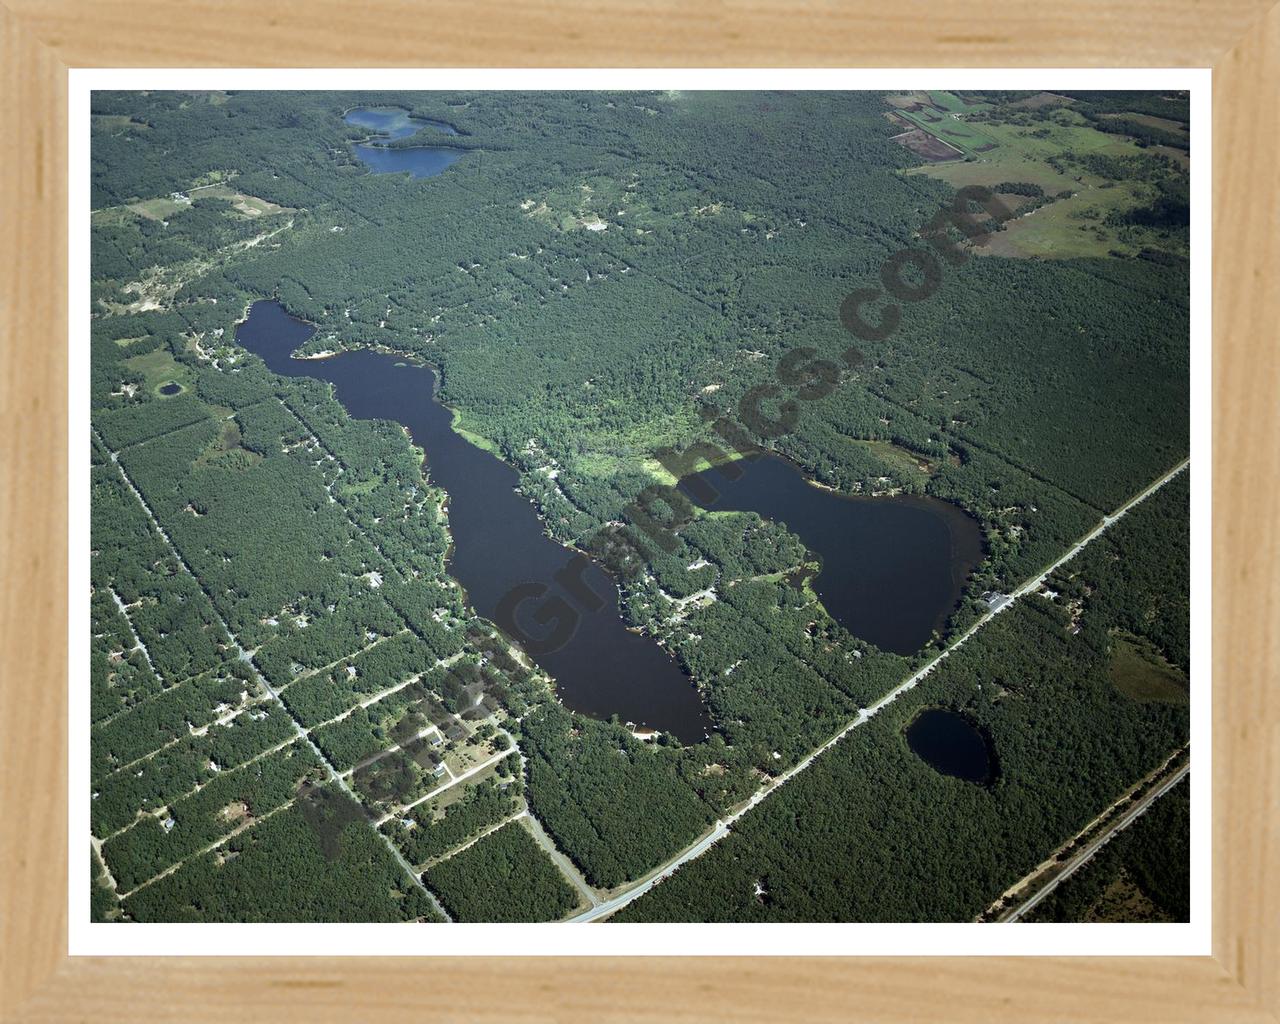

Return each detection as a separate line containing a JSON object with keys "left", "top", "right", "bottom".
{"left": 442, "top": 730, "right": 502, "bottom": 776}
{"left": 93, "top": 114, "right": 149, "bottom": 132}
{"left": 885, "top": 91, "right": 933, "bottom": 110}
{"left": 189, "top": 183, "right": 292, "bottom": 218}
{"left": 126, "top": 348, "right": 193, "bottom": 396}
{"left": 898, "top": 92, "right": 1184, "bottom": 258}
{"left": 980, "top": 181, "right": 1153, "bottom": 259}
{"left": 427, "top": 759, "right": 511, "bottom": 815}
{"left": 128, "top": 196, "right": 188, "bottom": 221}
{"left": 338, "top": 477, "right": 381, "bottom": 496}
{"left": 1007, "top": 92, "right": 1076, "bottom": 111}
{"left": 1152, "top": 144, "right": 1190, "bottom": 170}
{"left": 1108, "top": 633, "right": 1187, "bottom": 703}
{"left": 906, "top": 151, "right": 1081, "bottom": 194}
{"left": 446, "top": 407, "right": 502, "bottom": 456}
{"left": 194, "top": 419, "right": 263, "bottom": 470}
{"left": 907, "top": 116, "right": 1144, "bottom": 193}
{"left": 1081, "top": 870, "right": 1169, "bottom": 922}
{"left": 851, "top": 439, "right": 936, "bottom": 479}
{"left": 893, "top": 106, "right": 1000, "bottom": 155}
{"left": 929, "top": 91, "right": 992, "bottom": 114}
{"left": 575, "top": 451, "right": 625, "bottom": 479}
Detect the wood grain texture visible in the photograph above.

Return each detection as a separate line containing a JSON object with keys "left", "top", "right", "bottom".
{"left": 0, "top": 4, "right": 68, "bottom": 1021}
{"left": 1, "top": 0, "right": 1277, "bottom": 67}
{"left": 0, "top": 0, "right": 1275, "bottom": 1020}
{"left": 1213, "top": 4, "right": 1280, "bottom": 1014}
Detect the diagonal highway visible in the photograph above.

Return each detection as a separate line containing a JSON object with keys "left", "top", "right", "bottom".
{"left": 571, "top": 458, "right": 1190, "bottom": 922}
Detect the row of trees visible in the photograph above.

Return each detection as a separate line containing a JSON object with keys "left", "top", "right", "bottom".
{"left": 102, "top": 741, "right": 322, "bottom": 892}
{"left": 385, "top": 776, "right": 522, "bottom": 866}
{"left": 424, "top": 822, "right": 579, "bottom": 922}
{"left": 92, "top": 704, "right": 294, "bottom": 838}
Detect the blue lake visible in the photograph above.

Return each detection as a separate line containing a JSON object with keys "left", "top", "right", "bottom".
{"left": 343, "top": 106, "right": 460, "bottom": 138}
{"left": 236, "top": 301, "right": 712, "bottom": 743}
{"left": 344, "top": 106, "right": 464, "bottom": 179}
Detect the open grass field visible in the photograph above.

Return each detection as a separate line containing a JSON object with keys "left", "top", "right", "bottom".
{"left": 1153, "top": 144, "right": 1191, "bottom": 169}
{"left": 1006, "top": 92, "right": 1077, "bottom": 110}
{"left": 91, "top": 181, "right": 292, "bottom": 228}
{"left": 927, "top": 90, "right": 992, "bottom": 114}
{"left": 897, "top": 91, "right": 1188, "bottom": 258}
{"left": 92, "top": 114, "right": 150, "bottom": 133}
{"left": 126, "top": 196, "right": 189, "bottom": 221}
{"left": 892, "top": 105, "right": 1001, "bottom": 155}
{"left": 1108, "top": 633, "right": 1189, "bottom": 704}
{"left": 124, "top": 346, "right": 194, "bottom": 396}
{"left": 978, "top": 181, "right": 1156, "bottom": 259}
{"left": 885, "top": 91, "right": 933, "bottom": 110}
{"left": 849, "top": 439, "right": 937, "bottom": 481}
{"left": 188, "top": 182, "right": 293, "bottom": 218}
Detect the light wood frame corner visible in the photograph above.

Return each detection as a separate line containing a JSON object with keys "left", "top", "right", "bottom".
{"left": 2, "top": 2, "right": 1276, "bottom": 1019}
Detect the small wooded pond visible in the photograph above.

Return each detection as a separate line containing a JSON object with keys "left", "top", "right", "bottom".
{"left": 904, "top": 707, "right": 995, "bottom": 784}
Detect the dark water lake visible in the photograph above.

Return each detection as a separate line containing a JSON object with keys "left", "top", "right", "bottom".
{"left": 236, "top": 301, "right": 712, "bottom": 741}
{"left": 159, "top": 382, "right": 182, "bottom": 396}
{"left": 904, "top": 707, "right": 994, "bottom": 783}
{"left": 344, "top": 106, "right": 464, "bottom": 178}
{"left": 680, "top": 458, "right": 983, "bottom": 655}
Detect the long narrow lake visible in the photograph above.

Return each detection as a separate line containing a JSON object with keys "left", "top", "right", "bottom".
{"left": 236, "top": 301, "right": 713, "bottom": 741}
{"left": 680, "top": 457, "right": 983, "bottom": 655}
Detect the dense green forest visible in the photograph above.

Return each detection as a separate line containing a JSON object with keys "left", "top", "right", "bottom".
{"left": 90, "top": 849, "right": 121, "bottom": 922}
{"left": 89, "top": 89, "right": 1190, "bottom": 922}
{"left": 384, "top": 777, "right": 522, "bottom": 867}
{"left": 616, "top": 477, "right": 1190, "bottom": 920}
{"left": 122, "top": 794, "right": 443, "bottom": 922}
{"left": 518, "top": 703, "right": 722, "bottom": 888}
{"left": 1024, "top": 776, "right": 1190, "bottom": 922}
{"left": 423, "top": 822, "right": 580, "bottom": 922}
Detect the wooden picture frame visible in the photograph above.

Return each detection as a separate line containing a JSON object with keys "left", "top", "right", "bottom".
{"left": 2, "top": 2, "right": 1275, "bottom": 1019}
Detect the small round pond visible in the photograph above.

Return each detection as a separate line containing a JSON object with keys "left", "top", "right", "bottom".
{"left": 904, "top": 707, "right": 995, "bottom": 784}
{"left": 158, "top": 381, "right": 182, "bottom": 396}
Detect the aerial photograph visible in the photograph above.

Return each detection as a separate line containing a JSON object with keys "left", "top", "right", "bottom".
{"left": 88, "top": 88, "right": 1191, "bottom": 925}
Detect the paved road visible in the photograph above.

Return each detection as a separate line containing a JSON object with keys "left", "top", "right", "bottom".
{"left": 1003, "top": 760, "right": 1191, "bottom": 922}
{"left": 569, "top": 458, "right": 1190, "bottom": 922}
{"left": 100, "top": 426, "right": 1188, "bottom": 926}
{"left": 572, "top": 820, "right": 731, "bottom": 923}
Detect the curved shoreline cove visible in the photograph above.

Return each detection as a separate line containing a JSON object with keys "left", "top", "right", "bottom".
{"left": 679, "top": 457, "right": 984, "bottom": 655}
{"left": 904, "top": 707, "right": 996, "bottom": 784}
{"left": 344, "top": 106, "right": 464, "bottom": 178}
{"left": 235, "top": 300, "right": 713, "bottom": 742}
